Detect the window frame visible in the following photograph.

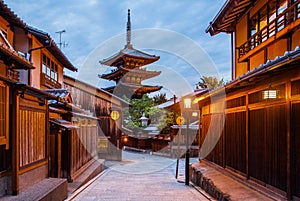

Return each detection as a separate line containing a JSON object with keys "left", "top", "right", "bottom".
{"left": 41, "top": 53, "right": 59, "bottom": 82}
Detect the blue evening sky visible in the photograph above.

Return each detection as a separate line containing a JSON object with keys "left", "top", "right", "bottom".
{"left": 5, "top": 0, "right": 231, "bottom": 98}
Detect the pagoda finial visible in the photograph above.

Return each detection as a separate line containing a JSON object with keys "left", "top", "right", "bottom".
{"left": 126, "top": 9, "right": 132, "bottom": 48}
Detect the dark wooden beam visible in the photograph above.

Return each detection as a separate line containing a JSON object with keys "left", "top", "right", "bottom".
{"left": 11, "top": 92, "right": 20, "bottom": 195}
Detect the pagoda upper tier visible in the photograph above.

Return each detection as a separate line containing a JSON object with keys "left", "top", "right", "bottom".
{"left": 100, "top": 46, "right": 160, "bottom": 68}
{"left": 99, "top": 9, "right": 162, "bottom": 98}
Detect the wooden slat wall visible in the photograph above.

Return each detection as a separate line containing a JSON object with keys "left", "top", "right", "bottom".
{"left": 202, "top": 96, "right": 289, "bottom": 193}
{"left": 203, "top": 113, "right": 224, "bottom": 167}
{"left": 249, "top": 109, "right": 265, "bottom": 182}
{"left": 225, "top": 111, "right": 246, "bottom": 173}
{"left": 19, "top": 109, "right": 46, "bottom": 167}
{"left": 69, "top": 125, "right": 98, "bottom": 177}
{"left": 291, "top": 102, "right": 300, "bottom": 198}
{"left": 249, "top": 105, "right": 287, "bottom": 191}
{"left": 265, "top": 105, "right": 287, "bottom": 191}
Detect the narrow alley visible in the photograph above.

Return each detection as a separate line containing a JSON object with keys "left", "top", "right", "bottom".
{"left": 67, "top": 151, "right": 211, "bottom": 201}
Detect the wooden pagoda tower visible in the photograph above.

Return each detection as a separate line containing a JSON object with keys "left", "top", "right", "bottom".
{"left": 99, "top": 9, "right": 162, "bottom": 99}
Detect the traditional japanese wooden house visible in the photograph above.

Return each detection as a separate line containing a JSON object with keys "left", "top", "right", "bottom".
{"left": 63, "top": 75, "right": 129, "bottom": 161}
{"left": 196, "top": 0, "right": 300, "bottom": 200}
{"left": 99, "top": 9, "right": 162, "bottom": 99}
{"left": 0, "top": 1, "right": 67, "bottom": 197}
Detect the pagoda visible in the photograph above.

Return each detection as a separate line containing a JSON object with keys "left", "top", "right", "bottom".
{"left": 99, "top": 9, "right": 162, "bottom": 99}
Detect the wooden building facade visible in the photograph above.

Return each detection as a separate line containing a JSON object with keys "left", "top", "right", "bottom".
{"left": 0, "top": 1, "right": 113, "bottom": 198}
{"left": 0, "top": 2, "right": 59, "bottom": 196}
{"left": 63, "top": 75, "right": 129, "bottom": 161}
{"left": 201, "top": 0, "right": 300, "bottom": 200}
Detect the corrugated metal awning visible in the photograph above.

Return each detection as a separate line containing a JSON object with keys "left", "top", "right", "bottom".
{"left": 50, "top": 118, "right": 79, "bottom": 130}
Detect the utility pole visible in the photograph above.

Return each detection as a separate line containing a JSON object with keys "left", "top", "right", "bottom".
{"left": 55, "top": 30, "right": 66, "bottom": 50}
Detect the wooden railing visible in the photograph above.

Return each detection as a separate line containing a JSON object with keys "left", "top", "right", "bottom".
{"left": 238, "top": 1, "right": 300, "bottom": 58}
{"left": 7, "top": 69, "right": 19, "bottom": 82}
{"left": 40, "top": 73, "right": 61, "bottom": 89}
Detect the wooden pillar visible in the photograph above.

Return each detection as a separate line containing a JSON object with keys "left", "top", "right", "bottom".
{"left": 68, "top": 130, "right": 73, "bottom": 182}
{"left": 286, "top": 81, "right": 291, "bottom": 200}
{"left": 11, "top": 92, "right": 20, "bottom": 195}
{"left": 46, "top": 105, "right": 50, "bottom": 178}
{"left": 222, "top": 113, "right": 226, "bottom": 168}
{"left": 246, "top": 94, "right": 249, "bottom": 179}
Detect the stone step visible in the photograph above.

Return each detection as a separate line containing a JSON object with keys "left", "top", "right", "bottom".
{"left": 191, "top": 161, "right": 286, "bottom": 201}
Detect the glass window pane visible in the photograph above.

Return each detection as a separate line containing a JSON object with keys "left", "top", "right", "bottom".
{"left": 51, "top": 71, "right": 55, "bottom": 79}
{"left": 278, "top": 0, "right": 288, "bottom": 15}
{"left": 47, "top": 67, "right": 51, "bottom": 76}
{"left": 54, "top": 72, "right": 58, "bottom": 81}
{"left": 250, "top": 14, "right": 258, "bottom": 36}
{"left": 42, "top": 64, "right": 47, "bottom": 73}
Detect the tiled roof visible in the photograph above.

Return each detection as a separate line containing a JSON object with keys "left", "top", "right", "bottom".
{"left": 0, "top": 1, "right": 27, "bottom": 29}
{"left": 200, "top": 46, "right": 300, "bottom": 99}
{"left": 206, "top": 0, "right": 255, "bottom": 36}
{"left": 100, "top": 46, "right": 160, "bottom": 67}
{"left": 227, "top": 46, "right": 300, "bottom": 87}
{"left": 0, "top": 1, "right": 77, "bottom": 72}
{"left": 28, "top": 26, "right": 77, "bottom": 72}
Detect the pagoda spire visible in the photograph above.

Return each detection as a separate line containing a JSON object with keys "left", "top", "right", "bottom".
{"left": 126, "top": 9, "right": 132, "bottom": 48}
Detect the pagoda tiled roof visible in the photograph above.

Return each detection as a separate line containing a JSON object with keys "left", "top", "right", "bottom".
{"left": 100, "top": 66, "right": 161, "bottom": 81}
{"left": 120, "top": 82, "right": 162, "bottom": 91}
{"left": 102, "top": 82, "right": 162, "bottom": 98}
{"left": 100, "top": 46, "right": 160, "bottom": 67}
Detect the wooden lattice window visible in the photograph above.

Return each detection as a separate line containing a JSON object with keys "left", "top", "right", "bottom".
{"left": 226, "top": 96, "right": 246, "bottom": 109}
{"left": 19, "top": 109, "right": 46, "bottom": 167}
{"left": 291, "top": 79, "right": 300, "bottom": 96}
{"left": 0, "top": 81, "right": 9, "bottom": 149}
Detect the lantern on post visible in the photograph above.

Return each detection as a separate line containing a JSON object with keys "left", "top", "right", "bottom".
{"left": 139, "top": 113, "right": 148, "bottom": 127}
{"left": 183, "top": 97, "right": 192, "bottom": 186}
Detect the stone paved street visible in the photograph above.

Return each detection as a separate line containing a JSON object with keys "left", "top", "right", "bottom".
{"left": 67, "top": 151, "right": 210, "bottom": 201}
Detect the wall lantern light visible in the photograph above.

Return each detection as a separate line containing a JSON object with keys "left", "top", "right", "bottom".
{"left": 262, "top": 89, "right": 277, "bottom": 99}
{"left": 110, "top": 110, "right": 120, "bottom": 121}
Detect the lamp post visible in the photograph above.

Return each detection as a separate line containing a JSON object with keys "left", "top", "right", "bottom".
{"left": 183, "top": 98, "right": 191, "bottom": 186}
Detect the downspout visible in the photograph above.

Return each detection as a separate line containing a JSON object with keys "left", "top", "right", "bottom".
{"left": 231, "top": 32, "right": 235, "bottom": 80}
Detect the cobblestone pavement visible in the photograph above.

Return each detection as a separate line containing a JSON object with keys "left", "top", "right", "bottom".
{"left": 67, "top": 151, "right": 210, "bottom": 201}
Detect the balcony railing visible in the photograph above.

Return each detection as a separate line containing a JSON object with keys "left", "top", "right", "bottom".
{"left": 238, "top": 0, "right": 300, "bottom": 59}
{"left": 7, "top": 69, "right": 19, "bottom": 82}
{"left": 41, "top": 73, "right": 61, "bottom": 89}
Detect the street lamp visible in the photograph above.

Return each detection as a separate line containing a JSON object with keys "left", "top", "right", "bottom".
{"left": 183, "top": 97, "right": 191, "bottom": 186}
